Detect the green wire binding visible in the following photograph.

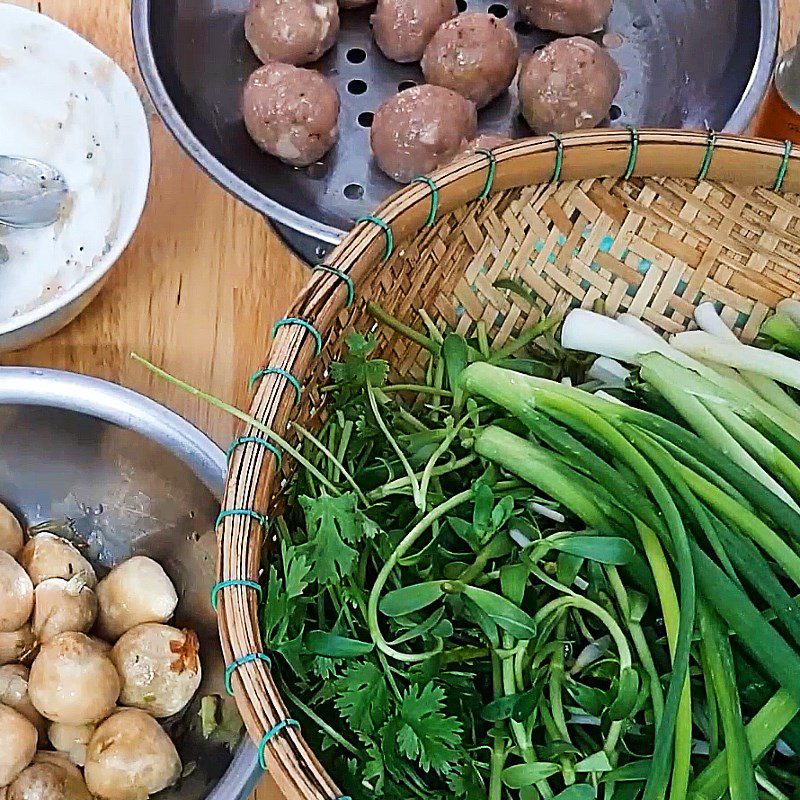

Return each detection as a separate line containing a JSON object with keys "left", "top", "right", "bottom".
{"left": 475, "top": 148, "right": 497, "bottom": 200}
{"left": 548, "top": 133, "right": 564, "bottom": 184}
{"left": 215, "top": 508, "right": 267, "bottom": 529}
{"left": 412, "top": 176, "right": 440, "bottom": 226}
{"left": 258, "top": 719, "right": 301, "bottom": 769}
{"left": 210, "top": 579, "right": 263, "bottom": 611}
{"left": 248, "top": 367, "right": 302, "bottom": 404}
{"left": 224, "top": 652, "right": 272, "bottom": 695}
{"left": 356, "top": 215, "right": 394, "bottom": 261}
{"left": 272, "top": 318, "right": 323, "bottom": 356}
{"left": 624, "top": 126, "right": 639, "bottom": 180}
{"left": 697, "top": 130, "right": 717, "bottom": 182}
{"left": 312, "top": 264, "right": 355, "bottom": 308}
{"left": 226, "top": 436, "right": 282, "bottom": 467}
{"left": 774, "top": 140, "right": 793, "bottom": 191}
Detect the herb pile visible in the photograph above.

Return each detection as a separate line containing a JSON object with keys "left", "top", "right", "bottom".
{"left": 140, "top": 298, "right": 800, "bottom": 800}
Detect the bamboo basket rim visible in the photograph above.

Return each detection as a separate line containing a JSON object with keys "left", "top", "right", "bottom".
{"left": 216, "top": 129, "right": 800, "bottom": 800}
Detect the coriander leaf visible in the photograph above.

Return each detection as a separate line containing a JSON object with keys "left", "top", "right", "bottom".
{"left": 262, "top": 565, "right": 289, "bottom": 645}
{"left": 312, "top": 656, "right": 340, "bottom": 680}
{"left": 394, "top": 683, "right": 462, "bottom": 774}
{"left": 274, "top": 633, "right": 307, "bottom": 679}
{"left": 446, "top": 758, "right": 486, "bottom": 799}
{"left": 299, "top": 493, "right": 361, "bottom": 584}
{"left": 282, "top": 542, "right": 311, "bottom": 599}
{"left": 335, "top": 662, "right": 391, "bottom": 736}
{"left": 356, "top": 508, "right": 380, "bottom": 540}
{"left": 331, "top": 333, "right": 389, "bottom": 388}
{"left": 363, "top": 740, "right": 387, "bottom": 792}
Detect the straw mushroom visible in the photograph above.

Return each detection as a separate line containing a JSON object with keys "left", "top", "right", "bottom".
{"left": 84, "top": 709, "right": 182, "bottom": 800}
{"left": 0, "top": 552, "right": 34, "bottom": 633}
{"left": 31, "top": 577, "right": 98, "bottom": 643}
{"left": 0, "top": 705, "right": 37, "bottom": 787}
{"left": 0, "top": 504, "right": 23, "bottom": 558}
{"left": 0, "top": 666, "right": 46, "bottom": 739}
{"left": 7, "top": 752, "right": 91, "bottom": 800}
{"left": 47, "top": 723, "right": 95, "bottom": 767}
{"left": 111, "top": 624, "right": 201, "bottom": 718}
{"left": 0, "top": 626, "right": 36, "bottom": 666}
{"left": 28, "top": 632, "right": 120, "bottom": 725}
{"left": 19, "top": 533, "right": 96, "bottom": 588}
{"left": 89, "top": 636, "right": 112, "bottom": 655}
{"left": 95, "top": 557, "right": 178, "bottom": 641}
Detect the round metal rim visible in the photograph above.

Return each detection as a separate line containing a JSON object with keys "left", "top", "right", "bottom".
{"left": 0, "top": 5, "right": 152, "bottom": 339}
{"left": 130, "top": 0, "right": 343, "bottom": 246}
{"left": 130, "top": 0, "right": 779, "bottom": 250}
{"left": 724, "top": 0, "right": 780, "bottom": 134}
{"left": 0, "top": 366, "right": 262, "bottom": 800}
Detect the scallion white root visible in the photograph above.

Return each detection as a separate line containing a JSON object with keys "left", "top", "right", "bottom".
{"left": 694, "top": 303, "right": 799, "bottom": 417}
{"left": 671, "top": 331, "right": 800, "bottom": 391}
{"left": 777, "top": 299, "right": 800, "bottom": 328}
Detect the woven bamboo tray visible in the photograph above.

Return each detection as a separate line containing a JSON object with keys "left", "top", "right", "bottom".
{"left": 215, "top": 128, "right": 800, "bottom": 800}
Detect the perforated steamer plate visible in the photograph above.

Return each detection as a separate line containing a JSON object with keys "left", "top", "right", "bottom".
{"left": 133, "top": 0, "right": 776, "bottom": 257}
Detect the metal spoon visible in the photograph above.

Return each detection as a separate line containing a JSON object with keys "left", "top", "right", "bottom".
{"left": 0, "top": 156, "right": 69, "bottom": 229}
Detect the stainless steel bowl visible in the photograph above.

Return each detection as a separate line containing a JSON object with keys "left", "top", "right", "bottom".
{"left": 0, "top": 367, "right": 261, "bottom": 800}
{"left": 132, "top": 0, "right": 779, "bottom": 260}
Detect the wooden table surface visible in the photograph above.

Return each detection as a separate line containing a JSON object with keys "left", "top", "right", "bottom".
{"left": 2, "top": 1, "right": 799, "bottom": 797}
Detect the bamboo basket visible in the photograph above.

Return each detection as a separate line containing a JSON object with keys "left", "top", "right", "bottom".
{"left": 216, "top": 128, "right": 800, "bottom": 800}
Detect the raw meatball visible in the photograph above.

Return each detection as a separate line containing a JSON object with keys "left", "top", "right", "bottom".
{"left": 371, "top": 85, "right": 477, "bottom": 182}
{"left": 371, "top": 0, "right": 456, "bottom": 62}
{"left": 421, "top": 13, "right": 518, "bottom": 108}
{"left": 28, "top": 632, "right": 120, "bottom": 725}
{"left": 95, "top": 556, "right": 178, "bottom": 641}
{"left": 0, "top": 705, "right": 37, "bottom": 787}
{"left": 245, "top": 0, "right": 339, "bottom": 65}
{"left": 453, "top": 133, "right": 514, "bottom": 160}
{"left": 0, "top": 552, "right": 33, "bottom": 633}
{"left": 243, "top": 64, "right": 340, "bottom": 168}
{"left": 0, "top": 504, "right": 23, "bottom": 558}
{"left": 518, "top": 37, "right": 620, "bottom": 134}
{"left": 517, "top": 0, "right": 612, "bottom": 35}
{"left": 84, "top": 710, "right": 181, "bottom": 800}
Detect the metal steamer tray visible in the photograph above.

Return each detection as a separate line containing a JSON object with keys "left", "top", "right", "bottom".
{"left": 133, "top": 0, "right": 778, "bottom": 262}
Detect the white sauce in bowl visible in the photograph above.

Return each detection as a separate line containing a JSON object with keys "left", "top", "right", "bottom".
{"left": 0, "top": 5, "right": 150, "bottom": 325}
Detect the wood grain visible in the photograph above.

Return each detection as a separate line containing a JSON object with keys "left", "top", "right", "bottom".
{"left": 1, "top": 1, "right": 798, "bottom": 798}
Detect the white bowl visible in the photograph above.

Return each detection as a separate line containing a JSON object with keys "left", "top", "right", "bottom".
{"left": 0, "top": 4, "right": 150, "bottom": 352}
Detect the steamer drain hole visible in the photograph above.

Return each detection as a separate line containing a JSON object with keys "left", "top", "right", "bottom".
{"left": 344, "top": 183, "right": 364, "bottom": 200}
